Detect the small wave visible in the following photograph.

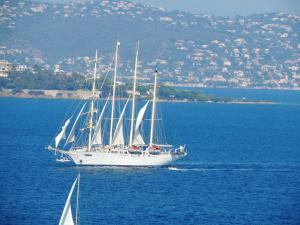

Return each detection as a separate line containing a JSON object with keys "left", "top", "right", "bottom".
{"left": 167, "top": 166, "right": 207, "bottom": 172}
{"left": 168, "top": 167, "right": 188, "bottom": 171}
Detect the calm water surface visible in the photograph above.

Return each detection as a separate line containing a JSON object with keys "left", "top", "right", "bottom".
{"left": 0, "top": 89, "right": 299, "bottom": 225}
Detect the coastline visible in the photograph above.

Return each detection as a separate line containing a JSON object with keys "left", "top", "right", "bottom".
{"left": 165, "top": 84, "right": 300, "bottom": 91}
{"left": 0, "top": 89, "right": 276, "bottom": 104}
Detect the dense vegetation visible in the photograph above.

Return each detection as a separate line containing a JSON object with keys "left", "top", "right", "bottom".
{"left": 0, "top": 66, "right": 86, "bottom": 90}
{"left": 0, "top": 69, "right": 232, "bottom": 102}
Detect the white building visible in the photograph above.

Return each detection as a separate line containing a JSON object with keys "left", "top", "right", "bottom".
{"left": 15, "top": 64, "right": 28, "bottom": 72}
{"left": 0, "top": 60, "right": 12, "bottom": 77}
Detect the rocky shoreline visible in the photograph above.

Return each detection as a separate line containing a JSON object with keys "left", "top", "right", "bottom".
{"left": 0, "top": 89, "right": 275, "bottom": 104}
{"left": 165, "top": 84, "right": 300, "bottom": 91}
{"left": 0, "top": 89, "right": 92, "bottom": 100}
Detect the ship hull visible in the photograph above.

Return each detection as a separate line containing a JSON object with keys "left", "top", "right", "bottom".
{"left": 65, "top": 150, "right": 185, "bottom": 166}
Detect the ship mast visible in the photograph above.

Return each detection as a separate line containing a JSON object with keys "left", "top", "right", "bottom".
{"left": 109, "top": 41, "right": 120, "bottom": 146}
{"left": 149, "top": 68, "right": 158, "bottom": 147}
{"left": 129, "top": 41, "right": 139, "bottom": 146}
{"left": 88, "top": 50, "right": 98, "bottom": 152}
{"left": 75, "top": 174, "right": 80, "bottom": 225}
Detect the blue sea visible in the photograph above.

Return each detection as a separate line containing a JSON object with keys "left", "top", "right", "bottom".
{"left": 0, "top": 88, "right": 300, "bottom": 225}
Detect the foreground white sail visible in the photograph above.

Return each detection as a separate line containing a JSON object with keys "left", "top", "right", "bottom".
{"left": 48, "top": 42, "right": 187, "bottom": 166}
{"left": 59, "top": 175, "right": 80, "bottom": 225}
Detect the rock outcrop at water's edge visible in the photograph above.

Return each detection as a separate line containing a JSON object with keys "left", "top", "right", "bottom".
{"left": 0, "top": 88, "right": 275, "bottom": 104}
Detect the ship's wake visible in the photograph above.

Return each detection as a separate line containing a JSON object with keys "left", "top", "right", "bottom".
{"left": 166, "top": 163, "right": 299, "bottom": 173}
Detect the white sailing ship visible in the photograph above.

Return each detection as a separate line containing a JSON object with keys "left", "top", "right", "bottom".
{"left": 59, "top": 175, "right": 80, "bottom": 225}
{"left": 48, "top": 41, "right": 187, "bottom": 166}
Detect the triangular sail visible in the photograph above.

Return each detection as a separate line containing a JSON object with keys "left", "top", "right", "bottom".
{"left": 65, "top": 103, "right": 86, "bottom": 145}
{"left": 55, "top": 117, "right": 72, "bottom": 148}
{"left": 92, "top": 99, "right": 108, "bottom": 145}
{"left": 112, "top": 99, "right": 129, "bottom": 146}
{"left": 133, "top": 101, "right": 149, "bottom": 145}
{"left": 59, "top": 176, "right": 79, "bottom": 225}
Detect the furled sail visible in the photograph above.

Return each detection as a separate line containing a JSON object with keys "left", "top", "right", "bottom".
{"left": 112, "top": 99, "right": 129, "bottom": 146}
{"left": 65, "top": 103, "right": 86, "bottom": 145}
{"left": 55, "top": 117, "right": 71, "bottom": 148}
{"left": 133, "top": 101, "right": 149, "bottom": 145}
{"left": 92, "top": 99, "right": 108, "bottom": 145}
{"left": 59, "top": 176, "right": 78, "bottom": 225}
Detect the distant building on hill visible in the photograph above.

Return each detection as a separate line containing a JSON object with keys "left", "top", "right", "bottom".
{"left": 15, "top": 64, "right": 28, "bottom": 72}
{"left": 54, "top": 64, "right": 62, "bottom": 74}
{"left": 0, "top": 60, "right": 12, "bottom": 77}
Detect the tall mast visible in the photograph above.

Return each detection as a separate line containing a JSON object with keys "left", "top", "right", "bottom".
{"left": 149, "top": 68, "right": 158, "bottom": 147}
{"left": 109, "top": 41, "right": 120, "bottom": 146}
{"left": 88, "top": 50, "right": 98, "bottom": 152}
{"left": 75, "top": 174, "right": 80, "bottom": 225}
{"left": 129, "top": 41, "right": 139, "bottom": 146}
